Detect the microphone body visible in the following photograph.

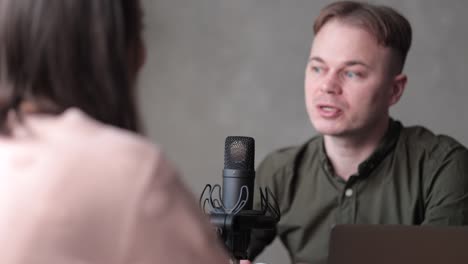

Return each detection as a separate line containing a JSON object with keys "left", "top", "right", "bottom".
{"left": 222, "top": 168, "right": 254, "bottom": 211}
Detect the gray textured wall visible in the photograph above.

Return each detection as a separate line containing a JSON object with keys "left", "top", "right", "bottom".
{"left": 138, "top": 0, "right": 468, "bottom": 263}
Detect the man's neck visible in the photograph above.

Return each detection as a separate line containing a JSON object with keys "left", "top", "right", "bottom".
{"left": 323, "top": 118, "right": 390, "bottom": 181}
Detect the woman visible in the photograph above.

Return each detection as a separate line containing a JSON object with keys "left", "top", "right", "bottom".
{"left": 0, "top": 0, "right": 227, "bottom": 263}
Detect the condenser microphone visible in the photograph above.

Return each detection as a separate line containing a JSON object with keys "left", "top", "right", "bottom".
{"left": 200, "top": 136, "right": 280, "bottom": 262}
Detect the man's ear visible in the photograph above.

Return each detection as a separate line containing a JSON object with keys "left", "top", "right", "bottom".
{"left": 388, "top": 73, "right": 407, "bottom": 107}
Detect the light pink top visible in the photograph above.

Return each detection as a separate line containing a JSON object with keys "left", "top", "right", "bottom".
{"left": 0, "top": 109, "right": 228, "bottom": 264}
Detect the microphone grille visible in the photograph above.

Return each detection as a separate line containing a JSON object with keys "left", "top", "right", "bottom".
{"left": 224, "top": 136, "right": 255, "bottom": 170}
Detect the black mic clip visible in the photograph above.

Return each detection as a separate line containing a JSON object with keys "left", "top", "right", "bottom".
{"left": 199, "top": 184, "right": 281, "bottom": 260}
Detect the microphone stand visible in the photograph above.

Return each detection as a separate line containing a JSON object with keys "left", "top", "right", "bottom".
{"left": 210, "top": 211, "right": 278, "bottom": 262}
{"left": 199, "top": 184, "right": 280, "bottom": 263}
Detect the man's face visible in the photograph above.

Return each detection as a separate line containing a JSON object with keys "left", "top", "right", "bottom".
{"left": 305, "top": 19, "right": 401, "bottom": 138}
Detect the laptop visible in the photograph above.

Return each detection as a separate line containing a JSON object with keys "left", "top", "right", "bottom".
{"left": 328, "top": 224, "right": 468, "bottom": 264}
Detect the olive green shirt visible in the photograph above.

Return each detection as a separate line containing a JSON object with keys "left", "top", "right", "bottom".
{"left": 248, "top": 120, "right": 468, "bottom": 263}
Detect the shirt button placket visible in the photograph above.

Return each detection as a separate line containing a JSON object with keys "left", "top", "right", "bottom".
{"left": 340, "top": 177, "right": 358, "bottom": 224}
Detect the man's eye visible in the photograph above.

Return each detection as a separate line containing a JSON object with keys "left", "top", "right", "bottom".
{"left": 344, "top": 71, "right": 357, "bottom": 78}
{"left": 311, "top": 66, "right": 322, "bottom": 73}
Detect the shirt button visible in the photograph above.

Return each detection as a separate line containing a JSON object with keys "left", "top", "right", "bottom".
{"left": 345, "top": 189, "right": 353, "bottom": 197}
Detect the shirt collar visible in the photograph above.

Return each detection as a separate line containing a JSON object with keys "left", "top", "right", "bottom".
{"left": 318, "top": 118, "right": 402, "bottom": 178}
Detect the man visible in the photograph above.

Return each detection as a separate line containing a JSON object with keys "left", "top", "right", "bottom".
{"left": 244, "top": 1, "right": 468, "bottom": 263}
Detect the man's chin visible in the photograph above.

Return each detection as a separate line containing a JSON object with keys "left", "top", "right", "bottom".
{"left": 311, "top": 120, "right": 347, "bottom": 136}
{"left": 314, "top": 129, "right": 348, "bottom": 137}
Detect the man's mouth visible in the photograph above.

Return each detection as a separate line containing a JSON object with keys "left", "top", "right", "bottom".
{"left": 320, "top": 106, "right": 340, "bottom": 112}
{"left": 317, "top": 104, "right": 343, "bottom": 118}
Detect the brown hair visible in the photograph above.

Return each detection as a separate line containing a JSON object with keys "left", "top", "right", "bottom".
{"left": 313, "top": 1, "right": 412, "bottom": 73}
{"left": 0, "top": 0, "right": 144, "bottom": 132}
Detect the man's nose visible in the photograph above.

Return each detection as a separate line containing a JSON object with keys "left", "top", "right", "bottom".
{"left": 319, "top": 74, "right": 342, "bottom": 95}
